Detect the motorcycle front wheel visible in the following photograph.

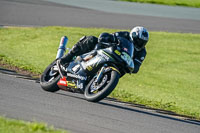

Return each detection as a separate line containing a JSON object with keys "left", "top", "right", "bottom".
{"left": 84, "top": 70, "right": 120, "bottom": 102}
{"left": 40, "top": 60, "right": 61, "bottom": 92}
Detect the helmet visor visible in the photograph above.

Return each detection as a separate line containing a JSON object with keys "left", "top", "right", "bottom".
{"left": 134, "top": 38, "right": 147, "bottom": 51}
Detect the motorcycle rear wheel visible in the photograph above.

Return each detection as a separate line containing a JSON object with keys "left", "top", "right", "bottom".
{"left": 40, "top": 60, "right": 61, "bottom": 92}
{"left": 84, "top": 70, "right": 120, "bottom": 102}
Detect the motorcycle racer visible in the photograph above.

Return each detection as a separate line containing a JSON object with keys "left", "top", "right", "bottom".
{"left": 59, "top": 26, "right": 149, "bottom": 74}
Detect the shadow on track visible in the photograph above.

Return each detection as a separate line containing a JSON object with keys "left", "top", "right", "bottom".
{"left": 56, "top": 92, "right": 85, "bottom": 100}
{"left": 98, "top": 100, "right": 200, "bottom": 126}
{"left": 55, "top": 91, "right": 200, "bottom": 126}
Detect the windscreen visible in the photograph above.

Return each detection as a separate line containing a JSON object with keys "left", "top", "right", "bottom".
{"left": 118, "top": 37, "right": 134, "bottom": 58}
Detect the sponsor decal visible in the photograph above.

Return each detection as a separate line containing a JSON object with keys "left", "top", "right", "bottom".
{"left": 67, "top": 73, "right": 87, "bottom": 80}
{"left": 114, "top": 50, "right": 121, "bottom": 55}
{"left": 95, "top": 58, "right": 101, "bottom": 67}
{"left": 101, "top": 52, "right": 109, "bottom": 61}
{"left": 85, "top": 56, "right": 101, "bottom": 70}
{"left": 86, "top": 65, "right": 93, "bottom": 71}
{"left": 102, "top": 51, "right": 114, "bottom": 60}
{"left": 77, "top": 82, "right": 83, "bottom": 89}
{"left": 123, "top": 48, "right": 128, "bottom": 52}
{"left": 67, "top": 81, "right": 77, "bottom": 88}
{"left": 72, "top": 64, "right": 80, "bottom": 72}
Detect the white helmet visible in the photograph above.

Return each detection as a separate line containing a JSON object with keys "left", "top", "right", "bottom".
{"left": 130, "top": 26, "right": 149, "bottom": 51}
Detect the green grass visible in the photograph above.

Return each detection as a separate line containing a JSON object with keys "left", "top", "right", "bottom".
{"left": 0, "top": 116, "right": 67, "bottom": 133}
{"left": 120, "top": 0, "right": 200, "bottom": 8}
{"left": 0, "top": 26, "right": 200, "bottom": 119}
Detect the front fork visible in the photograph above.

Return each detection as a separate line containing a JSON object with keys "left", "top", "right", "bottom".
{"left": 94, "top": 64, "right": 107, "bottom": 84}
{"left": 56, "top": 60, "right": 64, "bottom": 78}
{"left": 94, "top": 64, "right": 121, "bottom": 84}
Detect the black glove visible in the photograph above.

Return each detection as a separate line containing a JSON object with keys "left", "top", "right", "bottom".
{"left": 98, "top": 33, "right": 117, "bottom": 46}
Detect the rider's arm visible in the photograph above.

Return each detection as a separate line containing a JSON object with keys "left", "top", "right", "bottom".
{"left": 98, "top": 31, "right": 130, "bottom": 47}
{"left": 98, "top": 32, "right": 118, "bottom": 48}
{"left": 132, "top": 48, "right": 147, "bottom": 73}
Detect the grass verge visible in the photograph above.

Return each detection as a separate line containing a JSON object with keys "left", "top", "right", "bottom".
{"left": 0, "top": 116, "right": 67, "bottom": 133}
{"left": 120, "top": 0, "right": 200, "bottom": 8}
{"left": 0, "top": 26, "right": 200, "bottom": 119}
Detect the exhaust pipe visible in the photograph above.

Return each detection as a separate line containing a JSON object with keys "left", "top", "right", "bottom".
{"left": 56, "top": 36, "right": 68, "bottom": 59}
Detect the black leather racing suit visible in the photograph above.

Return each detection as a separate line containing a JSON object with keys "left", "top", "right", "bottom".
{"left": 114, "top": 31, "right": 147, "bottom": 73}
{"left": 60, "top": 31, "right": 147, "bottom": 73}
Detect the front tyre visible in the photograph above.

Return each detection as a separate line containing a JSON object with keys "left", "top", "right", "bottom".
{"left": 84, "top": 70, "right": 120, "bottom": 102}
{"left": 40, "top": 60, "right": 61, "bottom": 92}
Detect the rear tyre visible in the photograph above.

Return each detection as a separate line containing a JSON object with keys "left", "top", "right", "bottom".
{"left": 40, "top": 60, "right": 61, "bottom": 92}
{"left": 84, "top": 70, "right": 120, "bottom": 102}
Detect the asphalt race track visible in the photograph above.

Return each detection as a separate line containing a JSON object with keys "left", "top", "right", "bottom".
{"left": 0, "top": 0, "right": 200, "bottom": 33}
{"left": 0, "top": 0, "right": 200, "bottom": 133}
{"left": 0, "top": 72, "right": 200, "bottom": 133}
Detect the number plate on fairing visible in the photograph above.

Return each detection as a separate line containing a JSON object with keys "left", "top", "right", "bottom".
{"left": 121, "top": 52, "right": 132, "bottom": 66}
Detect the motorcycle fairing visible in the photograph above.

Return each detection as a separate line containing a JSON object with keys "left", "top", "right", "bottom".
{"left": 57, "top": 74, "right": 85, "bottom": 92}
{"left": 58, "top": 48, "right": 117, "bottom": 91}
{"left": 80, "top": 49, "right": 117, "bottom": 74}
{"left": 56, "top": 60, "right": 87, "bottom": 92}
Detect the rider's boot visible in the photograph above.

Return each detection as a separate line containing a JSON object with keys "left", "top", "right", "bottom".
{"left": 59, "top": 36, "right": 98, "bottom": 65}
{"left": 59, "top": 40, "right": 82, "bottom": 65}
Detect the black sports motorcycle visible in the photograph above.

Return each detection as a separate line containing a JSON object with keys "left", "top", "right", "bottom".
{"left": 40, "top": 36, "right": 134, "bottom": 102}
